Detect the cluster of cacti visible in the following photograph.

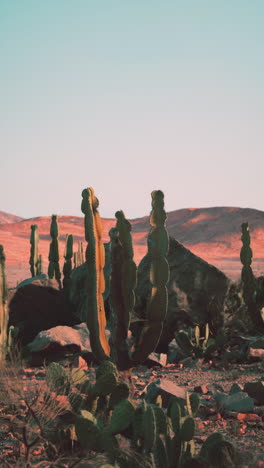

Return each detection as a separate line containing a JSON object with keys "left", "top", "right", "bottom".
{"left": 44, "top": 360, "right": 235, "bottom": 467}
{"left": 62, "top": 233, "right": 73, "bottom": 292}
{"left": 240, "top": 222, "right": 263, "bottom": 328}
{"left": 29, "top": 224, "right": 42, "bottom": 277}
{"left": 0, "top": 245, "right": 9, "bottom": 364}
{"left": 48, "top": 215, "right": 62, "bottom": 288}
{"left": 107, "top": 190, "right": 169, "bottom": 369}
{"left": 175, "top": 324, "right": 217, "bottom": 359}
{"left": 81, "top": 188, "right": 110, "bottom": 361}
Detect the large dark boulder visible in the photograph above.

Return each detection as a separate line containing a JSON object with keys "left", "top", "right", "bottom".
{"left": 134, "top": 236, "right": 231, "bottom": 351}
{"left": 8, "top": 278, "right": 79, "bottom": 345}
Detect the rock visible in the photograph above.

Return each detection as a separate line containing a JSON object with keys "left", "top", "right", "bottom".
{"left": 144, "top": 379, "right": 187, "bottom": 407}
{"left": 8, "top": 279, "right": 79, "bottom": 344}
{"left": 236, "top": 413, "right": 262, "bottom": 423}
{"left": 248, "top": 348, "right": 264, "bottom": 360}
{"left": 26, "top": 323, "right": 110, "bottom": 365}
{"left": 244, "top": 381, "right": 264, "bottom": 405}
{"left": 134, "top": 236, "right": 230, "bottom": 351}
{"left": 16, "top": 274, "right": 49, "bottom": 288}
{"left": 27, "top": 323, "right": 93, "bottom": 353}
{"left": 206, "top": 383, "right": 225, "bottom": 394}
{"left": 194, "top": 384, "right": 209, "bottom": 394}
{"left": 144, "top": 353, "right": 167, "bottom": 368}
{"left": 214, "top": 391, "right": 254, "bottom": 413}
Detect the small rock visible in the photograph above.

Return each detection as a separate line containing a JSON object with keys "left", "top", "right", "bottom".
{"left": 194, "top": 384, "right": 209, "bottom": 394}
{"left": 214, "top": 391, "right": 254, "bottom": 413}
{"left": 236, "top": 413, "right": 262, "bottom": 423}
{"left": 144, "top": 379, "right": 187, "bottom": 407}
{"left": 249, "top": 348, "right": 264, "bottom": 360}
{"left": 244, "top": 381, "right": 264, "bottom": 405}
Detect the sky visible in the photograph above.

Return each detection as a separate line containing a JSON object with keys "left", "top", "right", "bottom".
{"left": 1, "top": 1, "right": 263, "bottom": 220}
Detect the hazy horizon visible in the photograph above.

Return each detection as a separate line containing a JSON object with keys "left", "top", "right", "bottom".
{"left": 1, "top": 1, "right": 263, "bottom": 219}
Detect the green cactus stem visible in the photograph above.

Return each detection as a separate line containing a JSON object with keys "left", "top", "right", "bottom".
{"left": 29, "top": 224, "right": 39, "bottom": 277}
{"left": 81, "top": 187, "right": 110, "bottom": 361}
{"left": 109, "top": 210, "right": 137, "bottom": 369}
{"left": 63, "top": 234, "right": 73, "bottom": 291}
{"left": 0, "top": 245, "right": 8, "bottom": 364}
{"left": 132, "top": 190, "right": 169, "bottom": 363}
{"left": 240, "top": 222, "right": 259, "bottom": 328}
{"left": 37, "top": 254, "right": 42, "bottom": 275}
{"left": 78, "top": 241, "right": 84, "bottom": 265}
{"left": 48, "top": 215, "right": 62, "bottom": 288}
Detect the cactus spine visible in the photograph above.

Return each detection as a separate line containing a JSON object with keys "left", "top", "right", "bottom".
{"left": 132, "top": 190, "right": 169, "bottom": 363}
{"left": 0, "top": 245, "right": 8, "bottom": 364}
{"left": 81, "top": 187, "right": 110, "bottom": 361}
{"left": 48, "top": 215, "right": 61, "bottom": 288}
{"left": 109, "top": 211, "right": 137, "bottom": 369}
{"left": 63, "top": 234, "right": 73, "bottom": 291}
{"left": 29, "top": 224, "right": 40, "bottom": 277}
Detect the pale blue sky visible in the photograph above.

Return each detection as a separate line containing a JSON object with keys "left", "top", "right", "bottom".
{"left": 1, "top": 1, "right": 263, "bottom": 219}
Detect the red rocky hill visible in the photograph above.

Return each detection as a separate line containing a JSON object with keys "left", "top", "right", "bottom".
{"left": 0, "top": 207, "right": 263, "bottom": 286}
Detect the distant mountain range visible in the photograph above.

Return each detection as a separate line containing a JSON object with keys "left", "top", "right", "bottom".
{"left": 1, "top": 207, "right": 264, "bottom": 286}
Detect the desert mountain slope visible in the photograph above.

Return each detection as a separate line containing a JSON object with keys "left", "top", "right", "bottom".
{"left": 1, "top": 206, "right": 264, "bottom": 286}
{"left": 0, "top": 211, "right": 24, "bottom": 224}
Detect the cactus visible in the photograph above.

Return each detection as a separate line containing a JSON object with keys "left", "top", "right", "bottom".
{"left": 109, "top": 210, "right": 137, "bottom": 369}
{"left": 37, "top": 253, "right": 42, "bottom": 275}
{"left": 78, "top": 241, "right": 84, "bottom": 265}
{"left": 175, "top": 324, "right": 216, "bottom": 360}
{"left": 45, "top": 362, "right": 71, "bottom": 395}
{"left": 62, "top": 233, "right": 73, "bottom": 291}
{"left": 240, "top": 222, "right": 263, "bottom": 329}
{"left": 29, "top": 224, "right": 39, "bottom": 277}
{"left": 131, "top": 190, "right": 169, "bottom": 363}
{"left": 81, "top": 187, "right": 110, "bottom": 362}
{"left": 0, "top": 245, "right": 8, "bottom": 364}
{"left": 48, "top": 215, "right": 62, "bottom": 288}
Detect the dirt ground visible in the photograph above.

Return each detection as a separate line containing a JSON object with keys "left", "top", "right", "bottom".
{"left": 0, "top": 358, "right": 263, "bottom": 467}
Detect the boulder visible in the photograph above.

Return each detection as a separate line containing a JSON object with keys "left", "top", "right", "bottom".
{"left": 8, "top": 277, "right": 79, "bottom": 344}
{"left": 134, "top": 236, "right": 231, "bottom": 351}
{"left": 27, "top": 323, "right": 93, "bottom": 353}
{"left": 26, "top": 323, "right": 110, "bottom": 366}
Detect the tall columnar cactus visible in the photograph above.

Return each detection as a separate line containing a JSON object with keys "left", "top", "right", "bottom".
{"left": 109, "top": 211, "right": 137, "bottom": 369}
{"left": 48, "top": 215, "right": 62, "bottom": 288}
{"left": 78, "top": 241, "right": 84, "bottom": 265}
{"left": 29, "top": 224, "right": 39, "bottom": 277}
{"left": 131, "top": 190, "right": 169, "bottom": 363}
{"left": 63, "top": 234, "right": 73, "bottom": 291}
{"left": 0, "top": 245, "right": 8, "bottom": 364}
{"left": 37, "top": 254, "right": 42, "bottom": 275}
{"left": 81, "top": 187, "right": 110, "bottom": 361}
{"left": 240, "top": 222, "right": 257, "bottom": 326}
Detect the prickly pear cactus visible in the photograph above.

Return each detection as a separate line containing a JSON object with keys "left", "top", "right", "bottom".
{"left": 63, "top": 233, "right": 73, "bottom": 291}
{"left": 132, "top": 190, "right": 169, "bottom": 363}
{"left": 0, "top": 245, "right": 8, "bottom": 364}
{"left": 29, "top": 224, "right": 39, "bottom": 277}
{"left": 48, "top": 215, "right": 62, "bottom": 288}
{"left": 81, "top": 187, "right": 110, "bottom": 361}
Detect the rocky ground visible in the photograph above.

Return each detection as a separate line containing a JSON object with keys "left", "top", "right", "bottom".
{"left": 0, "top": 356, "right": 263, "bottom": 468}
